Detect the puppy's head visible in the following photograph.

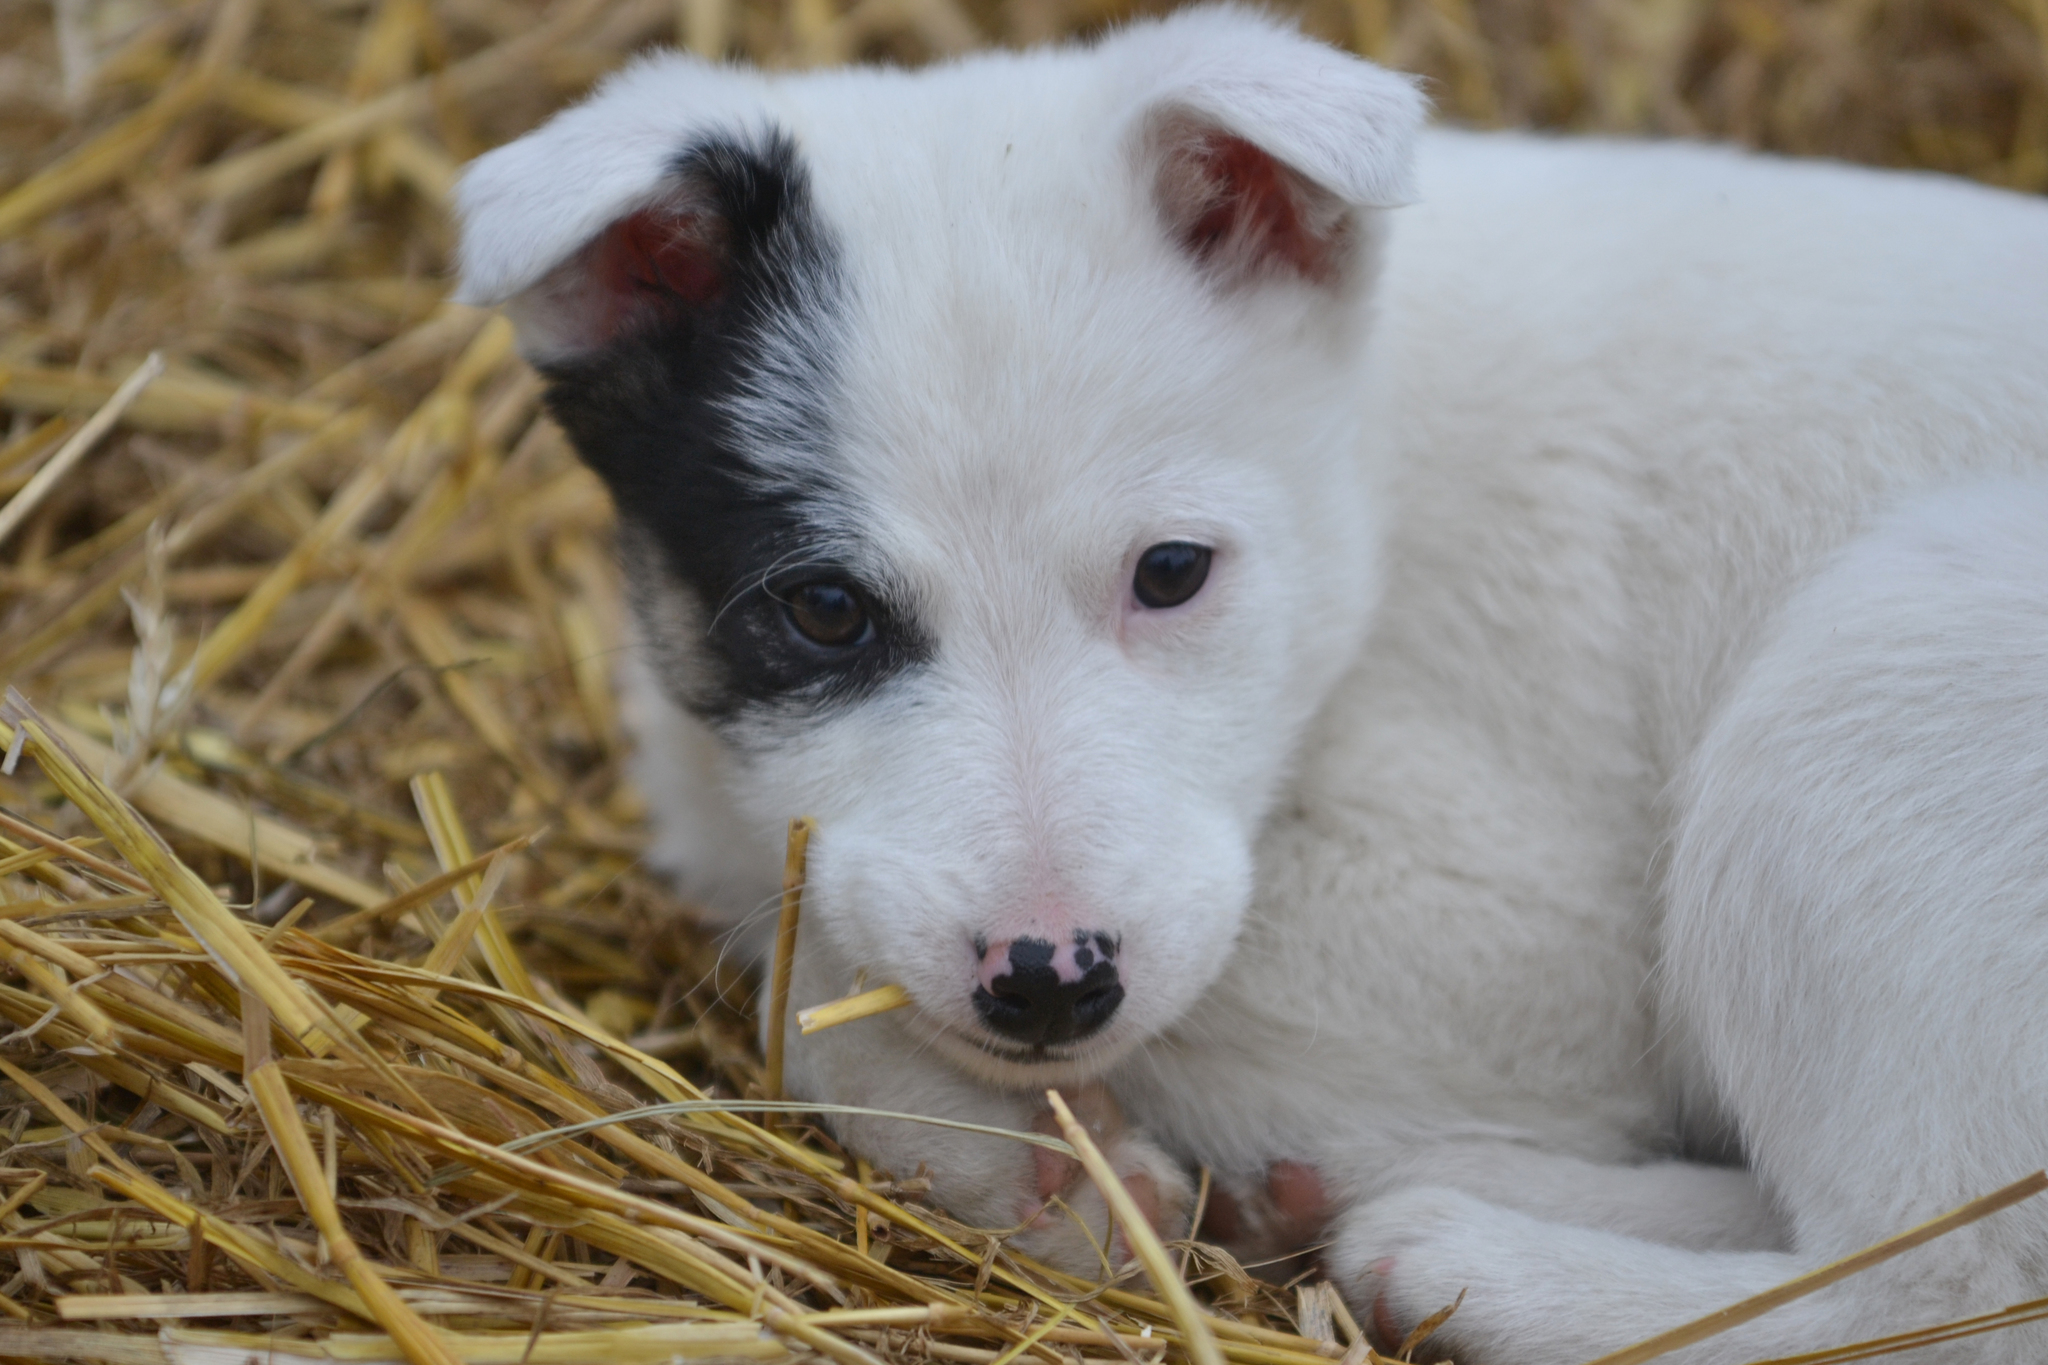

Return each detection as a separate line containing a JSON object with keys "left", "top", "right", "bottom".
{"left": 456, "top": 8, "right": 1423, "bottom": 1083}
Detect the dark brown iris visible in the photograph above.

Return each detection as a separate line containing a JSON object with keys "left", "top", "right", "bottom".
{"left": 785, "top": 581, "right": 870, "bottom": 647}
{"left": 1133, "top": 542, "right": 1212, "bottom": 609}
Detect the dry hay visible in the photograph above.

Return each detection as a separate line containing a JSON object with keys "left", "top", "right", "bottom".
{"left": 0, "top": 1, "right": 2043, "bottom": 1364}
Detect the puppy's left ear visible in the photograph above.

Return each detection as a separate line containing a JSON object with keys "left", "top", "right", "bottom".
{"left": 1111, "top": 7, "right": 1427, "bottom": 287}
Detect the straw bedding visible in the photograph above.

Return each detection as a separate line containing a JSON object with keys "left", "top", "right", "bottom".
{"left": 0, "top": 2, "right": 2040, "bottom": 1363}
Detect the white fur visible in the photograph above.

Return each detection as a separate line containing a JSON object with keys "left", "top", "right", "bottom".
{"left": 458, "top": 10, "right": 2048, "bottom": 1357}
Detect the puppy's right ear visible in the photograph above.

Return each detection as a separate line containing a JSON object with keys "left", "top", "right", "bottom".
{"left": 452, "top": 54, "right": 770, "bottom": 362}
{"left": 1107, "top": 7, "right": 1427, "bottom": 290}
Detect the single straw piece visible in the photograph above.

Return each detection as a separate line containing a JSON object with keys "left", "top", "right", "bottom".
{"left": 310, "top": 828, "right": 544, "bottom": 944}
{"left": 0, "top": 364, "right": 337, "bottom": 434}
{"left": 411, "top": 770, "right": 537, "bottom": 1002}
{"left": 57, "top": 1291, "right": 331, "bottom": 1321}
{"left": 0, "top": 352, "right": 163, "bottom": 550}
{"left": 240, "top": 992, "right": 464, "bottom": 1365}
{"left": 764, "top": 816, "right": 815, "bottom": 1102}
{"left": 1045, "top": 1088, "right": 1225, "bottom": 1365}
{"left": 798, "top": 983, "right": 912, "bottom": 1035}
{"left": 1583, "top": 1169, "right": 2048, "bottom": 1365}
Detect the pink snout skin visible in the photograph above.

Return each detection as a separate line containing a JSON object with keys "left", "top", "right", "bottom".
{"left": 976, "top": 935, "right": 1109, "bottom": 993}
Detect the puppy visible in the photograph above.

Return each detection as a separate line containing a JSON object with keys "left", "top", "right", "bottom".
{"left": 455, "top": 10, "right": 2048, "bottom": 1360}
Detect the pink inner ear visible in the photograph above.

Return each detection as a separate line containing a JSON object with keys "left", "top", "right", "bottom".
{"left": 575, "top": 207, "right": 724, "bottom": 347}
{"left": 603, "top": 209, "right": 724, "bottom": 303}
{"left": 1176, "top": 133, "right": 1339, "bottom": 284}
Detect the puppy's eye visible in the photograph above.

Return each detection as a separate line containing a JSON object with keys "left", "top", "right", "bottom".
{"left": 784, "top": 581, "right": 871, "bottom": 648}
{"left": 1132, "top": 542, "right": 1212, "bottom": 609}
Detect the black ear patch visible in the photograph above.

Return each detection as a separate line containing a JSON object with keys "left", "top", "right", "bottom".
{"left": 536, "top": 130, "right": 931, "bottom": 726}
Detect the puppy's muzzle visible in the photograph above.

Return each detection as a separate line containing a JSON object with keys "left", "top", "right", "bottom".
{"left": 972, "top": 933, "right": 1123, "bottom": 1046}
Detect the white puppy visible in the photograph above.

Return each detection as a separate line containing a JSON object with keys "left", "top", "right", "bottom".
{"left": 455, "top": 11, "right": 2048, "bottom": 1360}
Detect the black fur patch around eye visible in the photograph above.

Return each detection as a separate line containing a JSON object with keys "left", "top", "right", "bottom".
{"left": 536, "top": 129, "right": 930, "bottom": 724}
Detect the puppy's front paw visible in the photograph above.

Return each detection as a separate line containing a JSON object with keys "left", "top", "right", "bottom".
{"left": 1007, "top": 1090, "right": 1192, "bottom": 1278}
{"left": 1327, "top": 1186, "right": 1540, "bottom": 1364}
{"left": 1200, "top": 1161, "right": 1331, "bottom": 1272}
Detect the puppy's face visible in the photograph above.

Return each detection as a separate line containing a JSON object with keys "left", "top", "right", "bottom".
{"left": 458, "top": 10, "right": 1422, "bottom": 1083}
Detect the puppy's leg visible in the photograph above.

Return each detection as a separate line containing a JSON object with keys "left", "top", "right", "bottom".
{"left": 1369, "top": 1143, "right": 1785, "bottom": 1252}
{"left": 1327, "top": 1137, "right": 2013, "bottom": 1364}
{"left": 782, "top": 946, "right": 1191, "bottom": 1275}
{"left": 1333, "top": 480, "right": 2048, "bottom": 1363}
{"left": 1321, "top": 1141, "right": 1806, "bottom": 1362}
{"left": 1211, "top": 1141, "right": 1779, "bottom": 1284}
{"left": 1332, "top": 1183, "right": 1807, "bottom": 1364}
{"left": 1659, "top": 478, "right": 2048, "bottom": 1356}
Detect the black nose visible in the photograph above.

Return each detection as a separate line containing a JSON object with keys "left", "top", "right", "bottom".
{"left": 973, "top": 934, "right": 1123, "bottom": 1046}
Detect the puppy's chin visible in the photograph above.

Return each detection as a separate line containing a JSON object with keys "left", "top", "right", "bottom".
{"left": 905, "top": 1012, "right": 1143, "bottom": 1089}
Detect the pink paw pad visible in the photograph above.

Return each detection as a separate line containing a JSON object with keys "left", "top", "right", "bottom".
{"left": 1367, "top": 1258, "right": 1403, "bottom": 1347}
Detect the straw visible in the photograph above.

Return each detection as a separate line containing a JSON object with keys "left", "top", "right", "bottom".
{"left": 1046, "top": 1089, "right": 1224, "bottom": 1365}
{"left": 0, "top": 3, "right": 2041, "bottom": 1363}
{"left": 765, "top": 815, "right": 814, "bottom": 1103}
{"left": 242, "top": 992, "right": 465, "bottom": 1365}
{"left": 800, "top": 982, "right": 913, "bottom": 1034}
{"left": 0, "top": 354, "right": 164, "bottom": 551}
